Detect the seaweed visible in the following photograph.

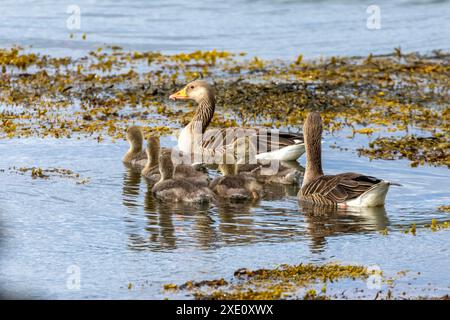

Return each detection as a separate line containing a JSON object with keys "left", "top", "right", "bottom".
{"left": 0, "top": 47, "right": 448, "bottom": 166}
{"left": 163, "top": 263, "right": 370, "bottom": 300}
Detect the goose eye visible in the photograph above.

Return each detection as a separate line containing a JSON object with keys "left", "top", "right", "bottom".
{"left": 190, "top": 85, "right": 195, "bottom": 89}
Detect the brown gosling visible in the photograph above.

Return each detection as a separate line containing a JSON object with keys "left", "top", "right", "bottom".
{"left": 152, "top": 152, "right": 215, "bottom": 203}
{"left": 141, "top": 136, "right": 165, "bottom": 183}
{"left": 238, "top": 161, "right": 303, "bottom": 185}
{"left": 142, "top": 136, "right": 209, "bottom": 186}
{"left": 232, "top": 136, "right": 303, "bottom": 185}
{"left": 209, "top": 163, "right": 263, "bottom": 201}
{"left": 298, "top": 112, "right": 399, "bottom": 207}
{"left": 123, "top": 126, "right": 147, "bottom": 167}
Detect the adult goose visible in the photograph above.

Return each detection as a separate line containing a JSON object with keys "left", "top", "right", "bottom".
{"left": 152, "top": 152, "right": 215, "bottom": 203}
{"left": 298, "top": 112, "right": 398, "bottom": 207}
{"left": 123, "top": 126, "right": 147, "bottom": 168}
{"left": 141, "top": 136, "right": 167, "bottom": 183}
{"left": 169, "top": 80, "right": 305, "bottom": 162}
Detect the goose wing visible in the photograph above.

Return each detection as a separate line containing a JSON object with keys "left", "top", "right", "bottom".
{"left": 300, "top": 173, "right": 382, "bottom": 205}
{"left": 201, "top": 127, "right": 303, "bottom": 152}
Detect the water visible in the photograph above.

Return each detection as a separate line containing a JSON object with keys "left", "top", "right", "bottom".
{"left": 1, "top": 0, "right": 449, "bottom": 299}
{"left": 0, "top": 131, "right": 449, "bottom": 299}
{"left": 1, "top": 0, "right": 449, "bottom": 59}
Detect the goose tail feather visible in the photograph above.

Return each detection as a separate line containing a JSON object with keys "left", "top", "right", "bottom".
{"left": 345, "top": 181, "right": 391, "bottom": 207}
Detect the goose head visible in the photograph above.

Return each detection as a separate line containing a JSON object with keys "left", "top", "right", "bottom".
{"left": 218, "top": 153, "right": 237, "bottom": 176}
{"left": 169, "top": 80, "right": 214, "bottom": 104}
{"left": 142, "top": 136, "right": 160, "bottom": 176}
{"left": 126, "top": 126, "right": 143, "bottom": 151}
{"left": 146, "top": 136, "right": 160, "bottom": 167}
{"left": 218, "top": 163, "right": 237, "bottom": 176}
{"left": 158, "top": 152, "right": 175, "bottom": 181}
{"left": 304, "top": 112, "right": 323, "bottom": 141}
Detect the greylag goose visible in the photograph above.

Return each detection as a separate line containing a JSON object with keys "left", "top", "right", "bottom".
{"left": 298, "top": 112, "right": 398, "bottom": 207}
{"left": 141, "top": 136, "right": 163, "bottom": 183}
{"left": 152, "top": 152, "right": 215, "bottom": 203}
{"left": 209, "top": 163, "right": 263, "bottom": 201}
{"left": 123, "top": 126, "right": 147, "bottom": 167}
{"left": 169, "top": 80, "right": 305, "bottom": 162}
{"left": 142, "top": 136, "right": 209, "bottom": 186}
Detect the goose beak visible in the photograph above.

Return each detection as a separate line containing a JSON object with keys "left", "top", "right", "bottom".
{"left": 169, "top": 87, "right": 188, "bottom": 100}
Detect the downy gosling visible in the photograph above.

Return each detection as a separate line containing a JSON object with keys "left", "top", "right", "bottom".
{"left": 123, "top": 126, "right": 147, "bottom": 168}
{"left": 152, "top": 152, "right": 215, "bottom": 203}
{"left": 142, "top": 136, "right": 209, "bottom": 186}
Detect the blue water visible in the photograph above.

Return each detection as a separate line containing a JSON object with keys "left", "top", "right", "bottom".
{"left": 0, "top": 0, "right": 449, "bottom": 299}
{"left": 0, "top": 131, "right": 449, "bottom": 299}
{"left": 1, "top": 0, "right": 449, "bottom": 59}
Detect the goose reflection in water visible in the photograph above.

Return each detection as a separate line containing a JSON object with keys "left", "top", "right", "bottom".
{"left": 145, "top": 195, "right": 215, "bottom": 251}
{"left": 299, "top": 202, "right": 389, "bottom": 252}
{"left": 121, "top": 164, "right": 389, "bottom": 253}
{"left": 121, "top": 164, "right": 142, "bottom": 208}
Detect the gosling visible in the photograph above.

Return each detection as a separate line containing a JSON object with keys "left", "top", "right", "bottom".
{"left": 123, "top": 126, "right": 147, "bottom": 168}
{"left": 210, "top": 163, "right": 263, "bottom": 201}
{"left": 142, "top": 136, "right": 209, "bottom": 186}
{"left": 152, "top": 152, "right": 215, "bottom": 203}
{"left": 239, "top": 162, "right": 303, "bottom": 185}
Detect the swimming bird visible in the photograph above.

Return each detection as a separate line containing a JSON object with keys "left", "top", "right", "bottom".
{"left": 228, "top": 136, "right": 304, "bottom": 185}
{"left": 209, "top": 162, "right": 263, "bottom": 201}
{"left": 152, "top": 152, "right": 215, "bottom": 203}
{"left": 142, "top": 136, "right": 209, "bottom": 186}
{"left": 169, "top": 80, "right": 305, "bottom": 162}
{"left": 141, "top": 136, "right": 163, "bottom": 183}
{"left": 239, "top": 161, "right": 304, "bottom": 185}
{"left": 298, "top": 112, "right": 398, "bottom": 207}
{"left": 123, "top": 126, "right": 147, "bottom": 167}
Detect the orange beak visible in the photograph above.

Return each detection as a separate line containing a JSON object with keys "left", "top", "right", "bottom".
{"left": 169, "top": 87, "right": 189, "bottom": 100}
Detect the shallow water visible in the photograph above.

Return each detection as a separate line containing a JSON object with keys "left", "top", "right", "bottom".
{"left": 1, "top": 0, "right": 450, "bottom": 300}
{"left": 0, "top": 130, "right": 449, "bottom": 299}
{"left": 1, "top": 0, "right": 449, "bottom": 59}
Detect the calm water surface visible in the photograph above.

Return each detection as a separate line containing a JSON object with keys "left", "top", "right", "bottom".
{"left": 0, "top": 131, "right": 449, "bottom": 299}
{"left": 1, "top": 0, "right": 449, "bottom": 299}
{"left": 1, "top": 0, "right": 449, "bottom": 59}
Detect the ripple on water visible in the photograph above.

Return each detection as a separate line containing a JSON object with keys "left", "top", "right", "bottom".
{"left": 0, "top": 133, "right": 449, "bottom": 298}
